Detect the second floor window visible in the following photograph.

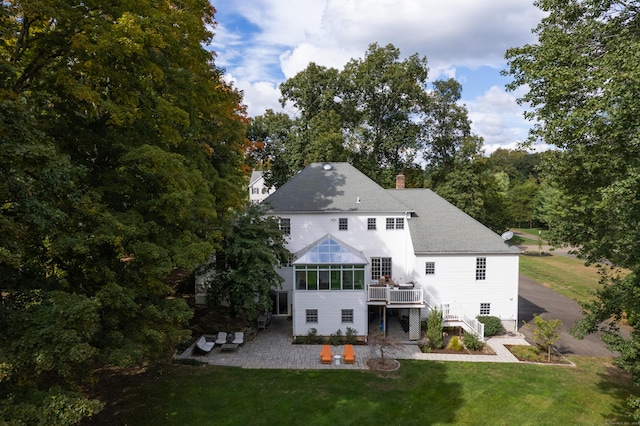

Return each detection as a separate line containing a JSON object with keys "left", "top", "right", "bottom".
{"left": 386, "top": 217, "right": 404, "bottom": 230}
{"left": 278, "top": 218, "right": 291, "bottom": 235}
{"left": 476, "top": 257, "right": 486, "bottom": 280}
{"left": 339, "top": 218, "right": 348, "bottom": 231}
{"left": 425, "top": 262, "right": 435, "bottom": 275}
{"left": 367, "top": 218, "right": 376, "bottom": 230}
{"left": 371, "top": 257, "right": 392, "bottom": 281}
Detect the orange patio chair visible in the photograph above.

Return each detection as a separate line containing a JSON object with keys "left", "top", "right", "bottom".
{"left": 343, "top": 344, "right": 356, "bottom": 364}
{"left": 320, "top": 344, "right": 333, "bottom": 364}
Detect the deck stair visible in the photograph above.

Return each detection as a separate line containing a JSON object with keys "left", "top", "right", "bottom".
{"left": 423, "top": 289, "right": 485, "bottom": 341}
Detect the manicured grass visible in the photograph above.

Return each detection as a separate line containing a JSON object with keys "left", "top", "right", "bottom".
{"left": 92, "top": 358, "right": 635, "bottom": 425}
{"left": 511, "top": 228, "right": 547, "bottom": 246}
{"left": 514, "top": 227, "right": 550, "bottom": 240}
{"left": 519, "top": 254, "right": 604, "bottom": 304}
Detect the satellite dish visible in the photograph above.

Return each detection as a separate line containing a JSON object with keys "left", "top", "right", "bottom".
{"left": 322, "top": 164, "right": 332, "bottom": 170}
{"left": 501, "top": 231, "right": 514, "bottom": 241}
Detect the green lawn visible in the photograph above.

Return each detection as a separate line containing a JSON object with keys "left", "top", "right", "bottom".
{"left": 91, "top": 358, "right": 635, "bottom": 425}
{"left": 519, "top": 254, "right": 604, "bottom": 304}
{"left": 86, "top": 229, "right": 637, "bottom": 425}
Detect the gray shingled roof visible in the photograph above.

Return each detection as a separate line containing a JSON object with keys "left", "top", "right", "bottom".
{"left": 263, "top": 162, "right": 409, "bottom": 213}
{"left": 388, "top": 189, "right": 517, "bottom": 254}
{"left": 265, "top": 162, "right": 517, "bottom": 254}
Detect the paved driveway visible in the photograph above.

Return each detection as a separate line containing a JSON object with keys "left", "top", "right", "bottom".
{"left": 518, "top": 274, "right": 615, "bottom": 356}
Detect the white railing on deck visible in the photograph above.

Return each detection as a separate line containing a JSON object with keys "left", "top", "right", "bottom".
{"left": 367, "top": 285, "right": 423, "bottom": 304}
{"left": 389, "top": 288, "right": 422, "bottom": 304}
{"left": 424, "top": 289, "right": 485, "bottom": 341}
{"left": 368, "top": 285, "right": 388, "bottom": 302}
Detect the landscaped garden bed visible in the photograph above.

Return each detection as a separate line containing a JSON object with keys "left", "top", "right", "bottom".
{"left": 505, "top": 344, "right": 573, "bottom": 365}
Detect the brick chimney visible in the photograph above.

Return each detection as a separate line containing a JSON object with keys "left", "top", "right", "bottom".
{"left": 395, "top": 173, "right": 405, "bottom": 189}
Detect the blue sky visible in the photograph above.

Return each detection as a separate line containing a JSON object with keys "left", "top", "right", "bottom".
{"left": 208, "top": 0, "right": 547, "bottom": 153}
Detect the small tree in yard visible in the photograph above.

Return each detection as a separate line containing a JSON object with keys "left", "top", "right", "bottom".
{"left": 527, "top": 314, "right": 562, "bottom": 362}
{"left": 369, "top": 331, "right": 403, "bottom": 368}
{"left": 426, "top": 308, "right": 444, "bottom": 349}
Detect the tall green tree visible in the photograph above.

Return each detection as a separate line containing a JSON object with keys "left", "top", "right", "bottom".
{"left": 209, "top": 205, "right": 290, "bottom": 318}
{"left": 422, "top": 78, "right": 472, "bottom": 186}
{"left": 246, "top": 109, "right": 298, "bottom": 188}
{"left": 342, "top": 43, "right": 429, "bottom": 186}
{"left": 1, "top": 2, "right": 246, "bottom": 423}
{"left": 506, "top": 0, "right": 640, "bottom": 417}
{"left": 431, "top": 137, "right": 511, "bottom": 233}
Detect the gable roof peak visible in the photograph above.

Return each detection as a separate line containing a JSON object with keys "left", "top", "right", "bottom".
{"left": 264, "top": 162, "right": 409, "bottom": 213}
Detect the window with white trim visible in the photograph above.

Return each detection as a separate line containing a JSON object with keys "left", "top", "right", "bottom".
{"left": 306, "top": 309, "right": 318, "bottom": 323}
{"left": 251, "top": 187, "right": 259, "bottom": 194}
{"left": 338, "top": 218, "right": 348, "bottom": 231}
{"left": 480, "top": 303, "right": 491, "bottom": 315}
{"left": 371, "top": 257, "right": 392, "bottom": 280}
{"left": 367, "top": 218, "right": 376, "bottom": 230}
{"left": 341, "top": 309, "right": 354, "bottom": 323}
{"left": 476, "top": 257, "right": 486, "bottom": 280}
{"left": 278, "top": 218, "right": 291, "bottom": 235}
{"left": 386, "top": 217, "right": 404, "bottom": 230}
{"left": 386, "top": 218, "right": 395, "bottom": 230}
{"left": 425, "top": 262, "right": 435, "bottom": 275}
{"left": 295, "top": 265, "right": 365, "bottom": 290}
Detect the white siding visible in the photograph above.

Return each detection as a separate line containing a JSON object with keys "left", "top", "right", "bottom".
{"left": 293, "top": 291, "right": 367, "bottom": 337}
{"left": 284, "top": 212, "right": 415, "bottom": 282}
{"left": 415, "top": 253, "right": 519, "bottom": 325}
{"left": 249, "top": 176, "right": 275, "bottom": 204}
{"left": 273, "top": 211, "right": 519, "bottom": 333}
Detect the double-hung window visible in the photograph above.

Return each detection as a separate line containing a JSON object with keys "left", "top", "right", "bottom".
{"left": 278, "top": 218, "right": 291, "bottom": 235}
{"left": 476, "top": 257, "right": 487, "bottom": 281}
{"left": 480, "top": 303, "right": 491, "bottom": 315}
{"left": 371, "top": 257, "right": 392, "bottom": 280}
{"left": 386, "top": 217, "right": 404, "bottom": 230}
{"left": 367, "top": 218, "right": 376, "bottom": 230}
{"left": 341, "top": 309, "right": 354, "bottom": 323}
{"left": 306, "top": 309, "right": 318, "bottom": 323}
{"left": 425, "top": 262, "right": 435, "bottom": 275}
{"left": 338, "top": 218, "right": 348, "bottom": 231}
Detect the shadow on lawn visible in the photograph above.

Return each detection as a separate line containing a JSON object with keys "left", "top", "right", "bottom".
{"left": 394, "top": 362, "right": 463, "bottom": 424}
{"left": 596, "top": 361, "right": 637, "bottom": 424}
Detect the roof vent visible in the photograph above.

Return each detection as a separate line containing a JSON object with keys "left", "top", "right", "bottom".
{"left": 322, "top": 164, "right": 332, "bottom": 170}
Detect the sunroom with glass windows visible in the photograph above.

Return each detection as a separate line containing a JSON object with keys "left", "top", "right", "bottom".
{"left": 293, "top": 234, "right": 368, "bottom": 291}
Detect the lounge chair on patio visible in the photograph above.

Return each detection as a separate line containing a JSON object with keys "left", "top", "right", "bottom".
{"left": 195, "top": 335, "right": 214, "bottom": 353}
{"left": 215, "top": 332, "right": 228, "bottom": 345}
{"left": 320, "top": 344, "right": 333, "bottom": 364}
{"left": 232, "top": 332, "right": 244, "bottom": 345}
{"left": 343, "top": 344, "right": 356, "bottom": 364}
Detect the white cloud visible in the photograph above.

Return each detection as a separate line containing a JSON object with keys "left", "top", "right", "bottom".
{"left": 210, "top": 0, "right": 546, "bottom": 151}
{"left": 279, "top": 43, "right": 358, "bottom": 79}
{"left": 467, "top": 86, "right": 530, "bottom": 152}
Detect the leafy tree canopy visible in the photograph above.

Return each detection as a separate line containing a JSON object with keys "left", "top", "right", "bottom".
{"left": 506, "top": 0, "right": 640, "bottom": 417}
{"left": 1, "top": 2, "right": 247, "bottom": 423}
{"left": 207, "top": 204, "right": 290, "bottom": 318}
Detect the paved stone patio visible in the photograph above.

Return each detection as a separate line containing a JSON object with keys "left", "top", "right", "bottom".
{"left": 175, "top": 316, "right": 529, "bottom": 369}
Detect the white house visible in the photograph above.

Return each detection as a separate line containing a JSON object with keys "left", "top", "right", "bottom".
{"left": 249, "top": 170, "right": 275, "bottom": 204}
{"left": 263, "top": 162, "right": 520, "bottom": 341}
